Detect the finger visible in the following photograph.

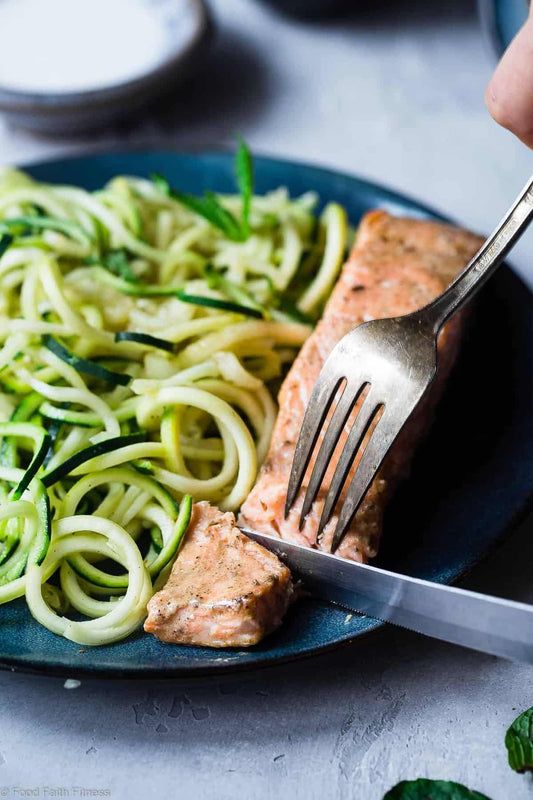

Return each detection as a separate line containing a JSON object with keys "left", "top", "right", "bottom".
{"left": 486, "top": 11, "right": 533, "bottom": 148}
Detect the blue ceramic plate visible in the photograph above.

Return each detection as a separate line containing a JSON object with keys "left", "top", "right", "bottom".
{"left": 1, "top": 150, "right": 533, "bottom": 678}
{"left": 478, "top": 0, "right": 528, "bottom": 57}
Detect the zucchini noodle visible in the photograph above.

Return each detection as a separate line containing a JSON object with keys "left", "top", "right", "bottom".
{"left": 0, "top": 147, "right": 349, "bottom": 647}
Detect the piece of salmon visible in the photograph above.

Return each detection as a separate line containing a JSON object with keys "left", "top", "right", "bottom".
{"left": 239, "top": 210, "right": 484, "bottom": 562}
{"left": 146, "top": 210, "right": 484, "bottom": 650}
{"left": 144, "top": 501, "right": 293, "bottom": 648}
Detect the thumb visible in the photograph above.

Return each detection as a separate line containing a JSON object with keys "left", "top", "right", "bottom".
{"left": 486, "top": 8, "right": 533, "bottom": 147}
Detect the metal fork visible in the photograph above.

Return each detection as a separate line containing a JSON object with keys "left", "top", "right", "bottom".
{"left": 286, "top": 175, "right": 533, "bottom": 553}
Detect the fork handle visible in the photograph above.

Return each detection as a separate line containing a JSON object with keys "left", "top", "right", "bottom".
{"left": 421, "top": 175, "right": 533, "bottom": 332}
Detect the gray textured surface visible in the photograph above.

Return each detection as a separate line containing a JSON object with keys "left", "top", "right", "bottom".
{"left": 2, "top": 1, "right": 533, "bottom": 798}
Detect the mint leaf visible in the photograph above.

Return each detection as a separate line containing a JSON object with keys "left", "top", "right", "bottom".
{"left": 235, "top": 137, "right": 253, "bottom": 236}
{"left": 505, "top": 706, "right": 533, "bottom": 772}
{"left": 383, "top": 779, "right": 492, "bottom": 799}
{"left": 204, "top": 190, "right": 245, "bottom": 241}
{"left": 150, "top": 171, "right": 244, "bottom": 241}
{"left": 150, "top": 139, "right": 255, "bottom": 242}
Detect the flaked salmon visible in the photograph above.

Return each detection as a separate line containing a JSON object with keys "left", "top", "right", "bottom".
{"left": 144, "top": 501, "right": 293, "bottom": 648}
{"left": 239, "top": 210, "right": 484, "bottom": 562}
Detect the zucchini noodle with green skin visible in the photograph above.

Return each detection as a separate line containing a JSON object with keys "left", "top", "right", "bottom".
{"left": 0, "top": 143, "right": 349, "bottom": 646}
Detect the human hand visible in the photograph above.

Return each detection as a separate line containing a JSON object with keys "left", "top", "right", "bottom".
{"left": 486, "top": 4, "right": 533, "bottom": 147}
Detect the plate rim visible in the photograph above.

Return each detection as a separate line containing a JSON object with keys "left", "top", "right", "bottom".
{"left": 2, "top": 146, "right": 533, "bottom": 680}
{"left": 16, "top": 139, "right": 453, "bottom": 223}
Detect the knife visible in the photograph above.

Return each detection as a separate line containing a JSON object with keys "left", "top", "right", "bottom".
{"left": 240, "top": 527, "right": 533, "bottom": 664}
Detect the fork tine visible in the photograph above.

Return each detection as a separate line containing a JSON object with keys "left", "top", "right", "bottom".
{"left": 316, "top": 388, "right": 381, "bottom": 541}
{"left": 329, "top": 409, "right": 399, "bottom": 552}
{"left": 284, "top": 371, "right": 344, "bottom": 517}
{"left": 299, "top": 381, "right": 369, "bottom": 528}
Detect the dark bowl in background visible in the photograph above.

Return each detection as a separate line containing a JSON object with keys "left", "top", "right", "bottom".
{"left": 257, "top": 0, "right": 352, "bottom": 19}
{"left": 264, "top": 0, "right": 528, "bottom": 46}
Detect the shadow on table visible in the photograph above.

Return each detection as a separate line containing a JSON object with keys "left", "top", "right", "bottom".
{"left": 131, "top": 0, "right": 480, "bottom": 145}
{"left": 2, "top": 510, "right": 532, "bottom": 754}
{"left": 112, "top": 26, "right": 276, "bottom": 146}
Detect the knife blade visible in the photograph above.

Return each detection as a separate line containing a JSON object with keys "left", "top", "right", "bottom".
{"left": 240, "top": 526, "right": 533, "bottom": 664}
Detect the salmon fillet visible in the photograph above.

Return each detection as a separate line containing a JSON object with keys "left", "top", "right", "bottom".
{"left": 146, "top": 210, "right": 483, "bottom": 650}
{"left": 144, "top": 502, "right": 293, "bottom": 648}
{"left": 239, "top": 210, "right": 484, "bottom": 562}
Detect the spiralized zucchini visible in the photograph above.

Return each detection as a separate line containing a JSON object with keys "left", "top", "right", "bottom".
{"left": 0, "top": 143, "right": 349, "bottom": 646}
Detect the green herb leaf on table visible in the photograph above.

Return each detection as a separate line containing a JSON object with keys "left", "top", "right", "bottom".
{"left": 383, "top": 778, "right": 492, "bottom": 799}
{"left": 505, "top": 706, "right": 533, "bottom": 772}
